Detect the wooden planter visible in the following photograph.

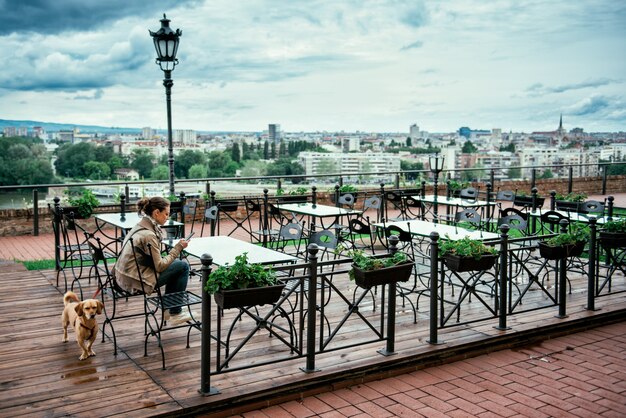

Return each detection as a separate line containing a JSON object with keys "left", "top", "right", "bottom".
{"left": 352, "top": 260, "right": 413, "bottom": 289}
{"left": 443, "top": 253, "right": 497, "bottom": 272}
{"left": 538, "top": 241, "right": 586, "bottom": 260}
{"left": 599, "top": 231, "right": 626, "bottom": 249}
{"left": 214, "top": 284, "right": 286, "bottom": 309}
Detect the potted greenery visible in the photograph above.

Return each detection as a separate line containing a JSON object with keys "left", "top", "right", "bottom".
{"left": 277, "top": 186, "right": 309, "bottom": 203}
{"left": 538, "top": 224, "right": 589, "bottom": 260}
{"left": 554, "top": 192, "right": 587, "bottom": 212}
{"left": 339, "top": 246, "right": 413, "bottom": 289}
{"left": 66, "top": 189, "right": 100, "bottom": 219}
{"left": 439, "top": 236, "right": 498, "bottom": 272}
{"left": 330, "top": 184, "right": 359, "bottom": 204}
{"left": 514, "top": 191, "right": 545, "bottom": 209}
{"left": 204, "top": 253, "right": 285, "bottom": 309}
{"left": 446, "top": 180, "right": 469, "bottom": 198}
{"left": 599, "top": 218, "right": 626, "bottom": 249}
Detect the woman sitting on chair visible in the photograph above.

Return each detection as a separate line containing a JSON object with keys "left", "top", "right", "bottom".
{"left": 114, "top": 197, "right": 191, "bottom": 324}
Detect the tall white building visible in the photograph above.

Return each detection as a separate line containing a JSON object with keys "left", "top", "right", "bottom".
{"left": 269, "top": 124, "right": 281, "bottom": 143}
{"left": 298, "top": 151, "right": 400, "bottom": 181}
{"left": 174, "top": 129, "right": 197, "bottom": 145}
{"left": 142, "top": 127, "right": 155, "bottom": 140}
{"left": 410, "top": 123, "right": 420, "bottom": 139}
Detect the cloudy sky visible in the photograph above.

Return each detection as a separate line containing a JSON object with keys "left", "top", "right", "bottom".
{"left": 1, "top": 0, "right": 624, "bottom": 133}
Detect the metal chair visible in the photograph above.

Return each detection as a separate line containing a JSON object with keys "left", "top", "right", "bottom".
{"left": 199, "top": 205, "right": 219, "bottom": 237}
{"left": 579, "top": 200, "right": 604, "bottom": 215}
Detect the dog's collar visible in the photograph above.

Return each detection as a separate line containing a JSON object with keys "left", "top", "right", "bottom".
{"left": 79, "top": 321, "right": 96, "bottom": 340}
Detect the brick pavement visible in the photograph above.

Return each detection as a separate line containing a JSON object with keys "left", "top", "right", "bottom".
{"left": 229, "top": 321, "right": 626, "bottom": 417}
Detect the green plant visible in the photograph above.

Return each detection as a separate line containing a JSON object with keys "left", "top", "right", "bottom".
{"left": 555, "top": 192, "right": 587, "bottom": 202}
{"left": 288, "top": 187, "right": 308, "bottom": 195}
{"left": 601, "top": 218, "right": 626, "bottom": 233}
{"left": 544, "top": 224, "right": 590, "bottom": 247}
{"left": 204, "top": 252, "right": 279, "bottom": 294}
{"left": 67, "top": 189, "right": 100, "bottom": 218}
{"left": 336, "top": 246, "right": 409, "bottom": 280}
{"left": 447, "top": 180, "right": 469, "bottom": 191}
{"left": 167, "top": 193, "right": 180, "bottom": 202}
{"left": 439, "top": 236, "right": 498, "bottom": 259}
{"left": 328, "top": 184, "right": 358, "bottom": 194}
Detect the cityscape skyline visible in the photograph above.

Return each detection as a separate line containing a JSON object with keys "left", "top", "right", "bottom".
{"left": 0, "top": 1, "right": 625, "bottom": 134}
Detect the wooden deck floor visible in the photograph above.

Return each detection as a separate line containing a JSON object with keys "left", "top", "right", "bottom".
{"left": 1, "top": 254, "right": 625, "bottom": 417}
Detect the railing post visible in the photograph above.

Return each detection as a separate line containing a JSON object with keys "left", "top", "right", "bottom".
{"left": 486, "top": 182, "right": 493, "bottom": 220}
{"left": 446, "top": 180, "right": 451, "bottom": 199}
{"left": 556, "top": 219, "right": 569, "bottom": 319}
{"left": 602, "top": 164, "right": 608, "bottom": 195}
{"left": 379, "top": 235, "right": 398, "bottom": 356}
{"left": 334, "top": 184, "right": 340, "bottom": 208}
{"left": 394, "top": 173, "right": 400, "bottom": 189}
{"left": 568, "top": 166, "right": 573, "bottom": 193}
{"left": 586, "top": 218, "right": 598, "bottom": 311}
{"left": 199, "top": 254, "right": 219, "bottom": 395}
{"left": 531, "top": 187, "right": 539, "bottom": 235}
{"left": 302, "top": 244, "right": 320, "bottom": 373}
{"left": 124, "top": 184, "right": 130, "bottom": 201}
{"left": 33, "top": 190, "right": 39, "bottom": 236}
{"left": 338, "top": 176, "right": 344, "bottom": 187}
{"left": 380, "top": 183, "right": 387, "bottom": 221}
{"left": 262, "top": 189, "right": 270, "bottom": 247}
{"left": 210, "top": 191, "right": 217, "bottom": 236}
{"left": 490, "top": 169, "right": 495, "bottom": 189}
{"left": 531, "top": 168, "right": 536, "bottom": 190}
{"left": 120, "top": 193, "right": 126, "bottom": 221}
{"left": 421, "top": 180, "right": 426, "bottom": 198}
{"left": 550, "top": 190, "right": 556, "bottom": 210}
{"left": 427, "top": 232, "right": 443, "bottom": 344}
{"left": 277, "top": 178, "right": 282, "bottom": 192}
{"left": 205, "top": 181, "right": 211, "bottom": 198}
{"left": 607, "top": 196, "right": 614, "bottom": 220}
{"left": 53, "top": 197, "right": 61, "bottom": 272}
{"left": 311, "top": 185, "right": 317, "bottom": 205}
{"left": 495, "top": 224, "right": 510, "bottom": 330}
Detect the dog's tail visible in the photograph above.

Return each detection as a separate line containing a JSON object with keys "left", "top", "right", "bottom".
{"left": 63, "top": 291, "right": 80, "bottom": 306}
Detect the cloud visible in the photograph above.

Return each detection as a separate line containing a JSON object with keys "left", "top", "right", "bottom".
{"left": 400, "top": 40, "right": 424, "bottom": 51}
{"left": 74, "top": 89, "right": 104, "bottom": 100}
{"left": 526, "top": 78, "right": 619, "bottom": 96}
{"left": 0, "top": 0, "right": 200, "bottom": 35}
{"left": 567, "top": 95, "right": 611, "bottom": 116}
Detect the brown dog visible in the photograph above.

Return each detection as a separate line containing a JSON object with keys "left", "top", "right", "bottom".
{"left": 62, "top": 291, "right": 103, "bottom": 360}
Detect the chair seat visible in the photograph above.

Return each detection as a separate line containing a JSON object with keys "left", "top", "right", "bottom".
{"left": 146, "top": 290, "right": 202, "bottom": 311}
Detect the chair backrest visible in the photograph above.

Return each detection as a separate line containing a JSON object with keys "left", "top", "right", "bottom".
{"left": 200, "top": 205, "right": 219, "bottom": 236}
{"left": 245, "top": 198, "right": 261, "bottom": 213}
{"left": 384, "top": 224, "right": 412, "bottom": 243}
{"left": 500, "top": 207, "right": 528, "bottom": 220}
{"left": 338, "top": 193, "right": 355, "bottom": 208}
{"left": 310, "top": 230, "right": 338, "bottom": 250}
{"left": 363, "top": 196, "right": 381, "bottom": 211}
{"left": 555, "top": 200, "right": 580, "bottom": 212}
{"left": 579, "top": 200, "right": 604, "bottom": 214}
{"left": 459, "top": 187, "right": 478, "bottom": 201}
{"left": 540, "top": 210, "right": 569, "bottom": 233}
{"left": 349, "top": 218, "right": 372, "bottom": 235}
{"left": 278, "top": 222, "right": 303, "bottom": 241}
{"left": 497, "top": 214, "right": 528, "bottom": 231}
{"left": 455, "top": 208, "right": 481, "bottom": 225}
{"left": 496, "top": 190, "right": 515, "bottom": 201}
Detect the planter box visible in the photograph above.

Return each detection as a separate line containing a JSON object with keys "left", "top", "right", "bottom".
{"left": 352, "top": 260, "right": 413, "bottom": 289}
{"left": 214, "top": 284, "right": 286, "bottom": 309}
{"left": 443, "top": 253, "right": 497, "bottom": 272}
{"left": 599, "top": 231, "right": 626, "bottom": 249}
{"left": 538, "top": 241, "right": 585, "bottom": 260}
{"left": 514, "top": 195, "right": 545, "bottom": 208}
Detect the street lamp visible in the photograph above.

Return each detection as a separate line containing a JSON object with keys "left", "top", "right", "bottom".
{"left": 429, "top": 153, "right": 445, "bottom": 223}
{"left": 150, "top": 14, "right": 182, "bottom": 197}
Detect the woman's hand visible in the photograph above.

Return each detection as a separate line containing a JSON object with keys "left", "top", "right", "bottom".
{"left": 177, "top": 239, "right": 189, "bottom": 249}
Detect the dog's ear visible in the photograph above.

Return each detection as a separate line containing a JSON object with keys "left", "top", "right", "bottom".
{"left": 75, "top": 302, "right": 84, "bottom": 317}
{"left": 96, "top": 301, "right": 104, "bottom": 315}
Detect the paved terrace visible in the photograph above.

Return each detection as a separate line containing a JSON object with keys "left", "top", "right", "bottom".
{"left": 0, "top": 193, "right": 624, "bottom": 417}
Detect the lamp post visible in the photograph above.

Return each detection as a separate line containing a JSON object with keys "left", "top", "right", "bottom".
{"left": 150, "top": 14, "right": 182, "bottom": 197}
{"left": 429, "top": 153, "right": 445, "bottom": 223}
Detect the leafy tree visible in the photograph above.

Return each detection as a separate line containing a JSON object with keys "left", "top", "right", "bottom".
{"left": 55, "top": 142, "right": 97, "bottom": 178}
{"left": 207, "top": 151, "right": 236, "bottom": 177}
{"left": 270, "top": 142, "right": 277, "bottom": 159}
{"left": 150, "top": 165, "right": 169, "bottom": 180}
{"left": 175, "top": 150, "right": 207, "bottom": 179}
{"left": 461, "top": 140, "right": 478, "bottom": 153}
{"left": 539, "top": 169, "right": 554, "bottom": 179}
{"left": 240, "top": 160, "right": 268, "bottom": 178}
{"left": 83, "top": 161, "right": 111, "bottom": 180}
{"left": 406, "top": 137, "right": 412, "bottom": 147}
{"left": 188, "top": 163, "right": 208, "bottom": 179}
{"left": 507, "top": 166, "right": 522, "bottom": 179}
{"left": 400, "top": 160, "right": 424, "bottom": 181}
{"left": 266, "top": 158, "right": 305, "bottom": 183}
{"left": 231, "top": 143, "right": 241, "bottom": 164}
{"left": 278, "top": 140, "right": 286, "bottom": 157}
{"left": 130, "top": 148, "right": 154, "bottom": 178}
{"left": 263, "top": 141, "right": 270, "bottom": 159}
{"left": 499, "top": 143, "right": 515, "bottom": 152}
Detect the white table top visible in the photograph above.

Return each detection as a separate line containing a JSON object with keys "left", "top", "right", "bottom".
{"left": 527, "top": 209, "right": 619, "bottom": 225}
{"left": 276, "top": 202, "right": 362, "bottom": 218}
{"left": 412, "top": 195, "right": 496, "bottom": 207}
{"left": 96, "top": 212, "right": 183, "bottom": 230}
{"left": 167, "top": 235, "right": 298, "bottom": 266}
{"left": 374, "top": 219, "right": 499, "bottom": 241}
